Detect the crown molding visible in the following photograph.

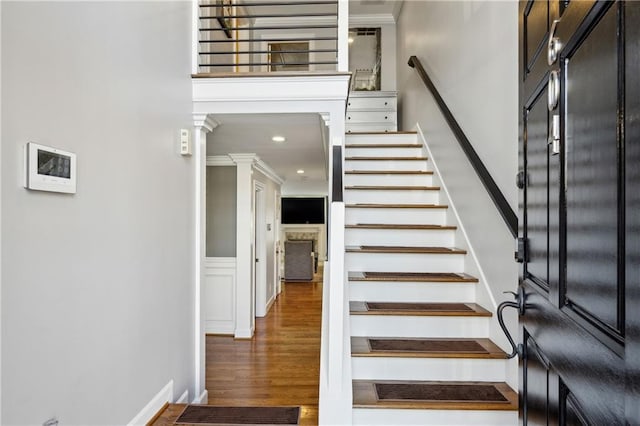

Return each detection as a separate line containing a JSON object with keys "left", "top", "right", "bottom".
{"left": 206, "top": 155, "right": 235, "bottom": 166}
{"left": 320, "top": 112, "right": 330, "bottom": 127}
{"left": 254, "top": 157, "right": 285, "bottom": 186}
{"left": 193, "top": 114, "right": 219, "bottom": 132}
{"left": 349, "top": 13, "right": 395, "bottom": 26}
{"left": 228, "top": 153, "right": 258, "bottom": 165}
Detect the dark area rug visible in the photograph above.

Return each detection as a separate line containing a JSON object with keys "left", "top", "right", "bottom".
{"left": 365, "top": 302, "right": 472, "bottom": 312}
{"left": 375, "top": 383, "right": 508, "bottom": 403}
{"left": 369, "top": 339, "right": 487, "bottom": 353}
{"left": 363, "top": 272, "right": 462, "bottom": 279}
{"left": 175, "top": 406, "right": 300, "bottom": 425}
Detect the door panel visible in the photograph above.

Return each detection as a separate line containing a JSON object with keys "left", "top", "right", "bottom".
{"left": 563, "top": 3, "right": 620, "bottom": 334}
{"left": 519, "top": 1, "right": 638, "bottom": 424}
{"left": 625, "top": 4, "right": 640, "bottom": 423}
{"left": 525, "top": 88, "right": 550, "bottom": 288}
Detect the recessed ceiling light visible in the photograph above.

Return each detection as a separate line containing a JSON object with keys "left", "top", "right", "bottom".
{"left": 348, "top": 37, "right": 354, "bottom": 44}
{"left": 272, "top": 135, "right": 286, "bottom": 143}
{"left": 297, "top": 169, "right": 305, "bottom": 174}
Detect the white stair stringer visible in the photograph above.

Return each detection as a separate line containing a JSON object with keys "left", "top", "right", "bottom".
{"left": 344, "top": 132, "right": 517, "bottom": 425}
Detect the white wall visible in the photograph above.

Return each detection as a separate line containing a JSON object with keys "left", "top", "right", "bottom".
{"left": 281, "top": 178, "right": 328, "bottom": 196}
{"left": 397, "top": 0, "right": 517, "bottom": 208}
{"left": 252, "top": 169, "right": 280, "bottom": 309}
{"left": 1, "top": 2, "right": 194, "bottom": 424}
{"left": 206, "top": 166, "right": 237, "bottom": 257}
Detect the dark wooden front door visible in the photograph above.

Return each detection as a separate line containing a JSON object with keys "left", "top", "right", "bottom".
{"left": 518, "top": 1, "right": 640, "bottom": 424}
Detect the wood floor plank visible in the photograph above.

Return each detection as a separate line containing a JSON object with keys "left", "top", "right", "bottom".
{"left": 204, "top": 277, "right": 323, "bottom": 425}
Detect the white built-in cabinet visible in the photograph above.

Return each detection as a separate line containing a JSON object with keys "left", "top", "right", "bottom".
{"left": 346, "top": 91, "right": 397, "bottom": 133}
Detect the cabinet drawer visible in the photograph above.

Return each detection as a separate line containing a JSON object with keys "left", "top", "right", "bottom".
{"left": 347, "top": 96, "right": 397, "bottom": 111}
{"left": 347, "top": 111, "right": 396, "bottom": 123}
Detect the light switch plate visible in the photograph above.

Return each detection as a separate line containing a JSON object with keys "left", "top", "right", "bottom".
{"left": 180, "top": 129, "right": 191, "bottom": 156}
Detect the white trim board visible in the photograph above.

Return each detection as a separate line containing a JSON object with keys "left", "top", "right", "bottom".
{"left": 193, "top": 389, "right": 209, "bottom": 405}
{"left": 176, "top": 390, "right": 189, "bottom": 404}
{"left": 127, "top": 380, "right": 173, "bottom": 426}
{"left": 349, "top": 13, "right": 395, "bottom": 25}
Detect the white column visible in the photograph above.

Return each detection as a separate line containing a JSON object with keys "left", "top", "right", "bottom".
{"left": 229, "top": 153, "right": 257, "bottom": 339}
{"left": 192, "top": 113, "right": 218, "bottom": 403}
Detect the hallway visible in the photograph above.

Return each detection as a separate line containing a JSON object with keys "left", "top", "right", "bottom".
{"left": 205, "top": 273, "right": 323, "bottom": 424}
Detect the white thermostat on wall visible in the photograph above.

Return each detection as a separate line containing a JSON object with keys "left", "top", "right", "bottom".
{"left": 25, "top": 142, "right": 77, "bottom": 194}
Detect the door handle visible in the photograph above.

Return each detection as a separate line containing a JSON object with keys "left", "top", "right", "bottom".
{"left": 497, "top": 286, "right": 526, "bottom": 359}
{"left": 547, "top": 19, "right": 562, "bottom": 65}
{"left": 548, "top": 70, "right": 560, "bottom": 111}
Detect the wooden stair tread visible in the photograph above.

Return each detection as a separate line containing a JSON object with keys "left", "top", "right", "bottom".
{"left": 345, "top": 170, "right": 434, "bottom": 175}
{"left": 351, "top": 337, "right": 507, "bottom": 359}
{"left": 348, "top": 271, "right": 478, "bottom": 282}
{"left": 350, "top": 302, "right": 492, "bottom": 317}
{"left": 346, "top": 203, "right": 448, "bottom": 209}
{"left": 346, "top": 131, "right": 418, "bottom": 135}
{"left": 345, "top": 156, "right": 428, "bottom": 161}
{"left": 344, "top": 185, "right": 440, "bottom": 191}
{"left": 345, "top": 224, "right": 456, "bottom": 230}
{"left": 346, "top": 246, "right": 466, "bottom": 254}
{"left": 352, "top": 380, "right": 518, "bottom": 411}
{"left": 345, "top": 185, "right": 440, "bottom": 191}
{"left": 345, "top": 144, "right": 423, "bottom": 148}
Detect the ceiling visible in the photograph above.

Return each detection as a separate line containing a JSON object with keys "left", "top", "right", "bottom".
{"left": 207, "top": 113, "right": 328, "bottom": 184}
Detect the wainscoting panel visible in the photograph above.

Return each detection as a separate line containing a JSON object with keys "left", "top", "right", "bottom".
{"left": 204, "top": 257, "right": 237, "bottom": 334}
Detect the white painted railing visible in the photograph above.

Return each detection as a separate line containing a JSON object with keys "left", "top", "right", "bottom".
{"left": 319, "top": 137, "right": 351, "bottom": 424}
{"left": 318, "top": 203, "right": 352, "bottom": 424}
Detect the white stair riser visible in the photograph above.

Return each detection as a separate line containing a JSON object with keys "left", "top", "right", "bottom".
{"left": 352, "top": 357, "right": 507, "bottom": 382}
{"left": 344, "top": 174, "right": 434, "bottom": 186}
{"left": 346, "top": 134, "right": 418, "bottom": 145}
{"left": 346, "top": 160, "right": 428, "bottom": 171}
{"left": 349, "top": 282, "right": 476, "bottom": 303}
{"left": 346, "top": 228, "right": 455, "bottom": 247}
{"left": 346, "top": 252, "right": 465, "bottom": 273}
{"left": 352, "top": 409, "right": 517, "bottom": 426}
{"left": 345, "top": 147, "right": 423, "bottom": 157}
{"left": 346, "top": 208, "right": 447, "bottom": 225}
{"left": 345, "top": 190, "right": 439, "bottom": 204}
{"left": 350, "top": 315, "right": 489, "bottom": 338}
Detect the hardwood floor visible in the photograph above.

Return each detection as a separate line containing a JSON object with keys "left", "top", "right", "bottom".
{"left": 149, "top": 270, "right": 323, "bottom": 425}
{"left": 207, "top": 273, "right": 322, "bottom": 424}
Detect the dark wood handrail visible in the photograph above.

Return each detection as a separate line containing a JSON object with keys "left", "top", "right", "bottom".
{"left": 408, "top": 55, "right": 517, "bottom": 237}
{"left": 332, "top": 146, "right": 343, "bottom": 202}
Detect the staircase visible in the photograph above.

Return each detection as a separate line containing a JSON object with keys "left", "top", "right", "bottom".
{"left": 343, "top": 132, "right": 518, "bottom": 425}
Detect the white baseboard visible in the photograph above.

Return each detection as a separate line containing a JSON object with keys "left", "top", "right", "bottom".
{"left": 127, "top": 380, "right": 173, "bottom": 426}
{"left": 234, "top": 327, "right": 254, "bottom": 339}
{"left": 176, "top": 389, "right": 189, "bottom": 404}
{"left": 193, "top": 389, "right": 209, "bottom": 404}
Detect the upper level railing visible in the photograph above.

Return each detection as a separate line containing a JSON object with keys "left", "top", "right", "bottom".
{"left": 408, "top": 55, "right": 518, "bottom": 237}
{"left": 197, "top": 0, "right": 343, "bottom": 73}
